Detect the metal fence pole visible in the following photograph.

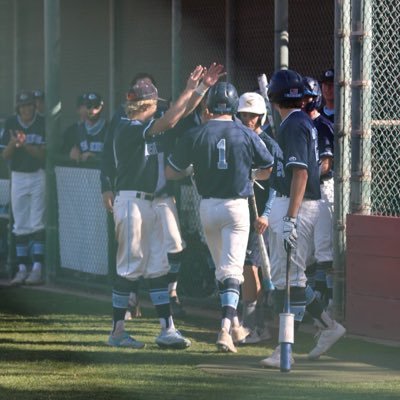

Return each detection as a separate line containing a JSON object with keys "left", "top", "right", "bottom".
{"left": 273, "top": 0, "right": 288, "bottom": 126}
{"left": 333, "top": 0, "right": 351, "bottom": 321}
{"left": 274, "top": 0, "right": 288, "bottom": 71}
{"left": 225, "top": 0, "right": 235, "bottom": 83}
{"left": 350, "top": 0, "right": 372, "bottom": 215}
{"left": 171, "top": 0, "right": 182, "bottom": 101}
{"left": 44, "top": 0, "right": 61, "bottom": 282}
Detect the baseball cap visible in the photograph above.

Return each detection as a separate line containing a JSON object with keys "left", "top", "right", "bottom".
{"left": 320, "top": 68, "right": 334, "bottom": 83}
{"left": 16, "top": 91, "right": 35, "bottom": 106}
{"left": 33, "top": 89, "right": 45, "bottom": 99}
{"left": 238, "top": 92, "right": 267, "bottom": 115}
{"left": 84, "top": 92, "right": 103, "bottom": 108}
{"left": 126, "top": 80, "right": 161, "bottom": 102}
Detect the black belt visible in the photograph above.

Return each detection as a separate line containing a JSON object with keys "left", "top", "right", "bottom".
{"left": 116, "top": 190, "right": 154, "bottom": 201}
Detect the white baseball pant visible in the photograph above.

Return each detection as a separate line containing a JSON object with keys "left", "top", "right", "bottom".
{"left": 268, "top": 196, "right": 320, "bottom": 290}
{"left": 199, "top": 197, "right": 249, "bottom": 284}
{"left": 113, "top": 191, "right": 169, "bottom": 280}
{"left": 11, "top": 169, "right": 45, "bottom": 236}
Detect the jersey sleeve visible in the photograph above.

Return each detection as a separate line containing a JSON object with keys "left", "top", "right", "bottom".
{"left": 167, "top": 130, "right": 193, "bottom": 172}
{"left": 285, "top": 122, "right": 312, "bottom": 170}
{"left": 318, "top": 122, "right": 334, "bottom": 159}
{"left": 251, "top": 133, "right": 274, "bottom": 169}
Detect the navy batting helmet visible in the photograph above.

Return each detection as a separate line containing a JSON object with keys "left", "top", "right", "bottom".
{"left": 303, "top": 76, "right": 322, "bottom": 111}
{"left": 267, "top": 69, "right": 304, "bottom": 104}
{"left": 206, "top": 82, "right": 239, "bottom": 115}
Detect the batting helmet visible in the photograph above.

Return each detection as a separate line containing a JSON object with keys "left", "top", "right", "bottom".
{"left": 237, "top": 92, "right": 267, "bottom": 125}
{"left": 267, "top": 69, "right": 304, "bottom": 104}
{"left": 303, "top": 76, "right": 322, "bottom": 111}
{"left": 206, "top": 82, "right": 239, "bottom": 115}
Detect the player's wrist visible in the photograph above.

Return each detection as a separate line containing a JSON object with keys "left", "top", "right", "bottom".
{"left": 283, "top": 216, "right": 297, "bottom": 223}
{"left": 194, "top": 82, "right": 209, "bottom": 96}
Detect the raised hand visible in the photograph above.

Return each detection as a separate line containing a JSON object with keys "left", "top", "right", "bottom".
{"left": 202, "top": 62, "right": 225, "bottom": 87}
{"left": 186, "top": 65, "right": 204, "bottom": 90}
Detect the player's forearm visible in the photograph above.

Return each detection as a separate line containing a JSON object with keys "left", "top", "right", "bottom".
{"left": 165, "top": 165, "right": 187, "bottom": 180}
{"left": 150, "top": 88, "right": 195, "bottom": 135}
{"left": 286, "top": 168, "right": 308, "bottom": 218}
{"left": 253, "top": 167, "right": 272, "bottom": 181}
{"left": 319, "top": 157, "right": 332, "bottom": 176}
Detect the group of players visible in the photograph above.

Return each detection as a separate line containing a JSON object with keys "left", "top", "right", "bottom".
{"left": 0, "top": 62, "right": 345, "bottom": 368}
{"left": 98, "top": 62, "right": 345, "bottom": 367}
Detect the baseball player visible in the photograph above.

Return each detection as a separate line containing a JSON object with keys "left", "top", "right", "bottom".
{"left": 237, "top": 91, "right": 281, "bottom": 344}
{"left": 60, "top": 93, "right": 88, "bottom": 155}
{"left": 319, "top": 68, "right": 335, "bottom": 123}
{"left": 33, "top": 89, "right": 45, "bottom": 117}
{"left": 302, "top": 76, "right": 345, "bottom": 360}
{"left": 107, "top": 64, "right": 223, "bottom": 349}
{"left": 70, "top": 92, "right": 107, "bottom": 163}
{"left": 259, "top": 69, "right": 321, "bottom": 368}
{"left": 101, "top": 75, "right": 158, "bottom": 320}
{"left": 166, "top": 82, "right": 274, "bottom": 353}
{"left": 0, "top": 91, "right": 46, "bottom": 285}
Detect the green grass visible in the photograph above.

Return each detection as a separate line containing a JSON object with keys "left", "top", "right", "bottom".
{"left": 0, "top": 286, "right": 399, "bottom": 400}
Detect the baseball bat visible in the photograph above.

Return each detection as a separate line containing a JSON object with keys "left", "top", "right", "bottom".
{"left": 257, "top": 74, "right": 277, "bottom": 138}
{"left": 279, "top": 247, "right": 294, "bottom": 372}
{"left": 248, "top": 190, "right": 274, "bottom": 291}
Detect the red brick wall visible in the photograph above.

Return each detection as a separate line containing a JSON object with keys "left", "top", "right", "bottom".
{"left": 346, "top": 215, "right": 400, "bottom": 341}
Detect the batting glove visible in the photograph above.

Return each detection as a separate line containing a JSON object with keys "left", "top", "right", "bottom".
{"left": 262, "top": 278, "right": 275, "bottom": 292}
{"left": 282, "top": 216, "right": 298, "bottom": 251}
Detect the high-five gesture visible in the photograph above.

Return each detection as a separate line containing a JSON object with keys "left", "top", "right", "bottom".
{"left": 202, "top": 62, "right": 225, "bottom": 88}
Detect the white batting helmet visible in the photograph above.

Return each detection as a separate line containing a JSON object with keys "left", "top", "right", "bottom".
{"left": 237, "top": 92, "right": 267, "bottom": 125}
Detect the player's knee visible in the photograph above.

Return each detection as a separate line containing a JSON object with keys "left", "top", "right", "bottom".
{"left": 113, "top": 275, "right": 140, "bottom": 293}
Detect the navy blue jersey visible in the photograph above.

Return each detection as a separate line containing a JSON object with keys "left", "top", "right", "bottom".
{"left": 101, "top": 104, "right": 174, "bottom": 194}
{"left": 0, "top": 114, "right": 45, "bottom": 172}
{"left": 168, "top": 119, "right": 274, "bottom": 198}
{"left": 76, "top": 118, "right": 107, "bottom": 156}
{"left": 251, "top": 130, "right": 282, "bottom": 218}
{"left": 272, "top": 110, "right": 321, "bottom": 200}
{"left": 113, "top": 118, "right": 167, "bottom": 193}
{"left": 60, "top": 121, "right": 81, "bottom": 154}
{"left": 314, "top": 114, "right": 334, "bottom": 180}
{"left": 319, "top": 106, "right": 334, "bottom": 123}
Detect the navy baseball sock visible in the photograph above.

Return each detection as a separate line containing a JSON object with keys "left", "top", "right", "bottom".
{"left": 112, "top": 276, "right": 140, "bottom": 332}
{"left": 148, "top": 276, "right": 173, "bottom": 329}
{"left": 219, "top": 278, "right": 240, "bottom": 330}
{"left": 15, "top": 234, "right": 30, "bottom": 268}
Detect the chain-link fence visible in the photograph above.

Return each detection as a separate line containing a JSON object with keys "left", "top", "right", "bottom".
{"left": 370, "top": 0, "right": 400, "bottom": 216}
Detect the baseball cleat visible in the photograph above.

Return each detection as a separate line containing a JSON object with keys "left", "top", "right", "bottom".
{"left": 239, "top": 327, "right": 272, "bottom": 345}
{"left": 216, "top": 328, "right": 237, "bottom": 353}
{"left": 10, "top": 270, "right": 28, "bottom": 286}
{"left": 231, "top": 325, "right": 251, "bottom": 344}
{"left": 107, "top": 331, "right": 146, "bottom": 349}
{"left": 25, "top": 269, "right": 43, "bottom": 285}
{"left": 308, "top": 321, "right": 346, "bottom": 360}
{"left": 260, "top": 345, "right": 295, "bottom": 369}
{"left": 155, "top": 329, "right": 191, "bottom": 349}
